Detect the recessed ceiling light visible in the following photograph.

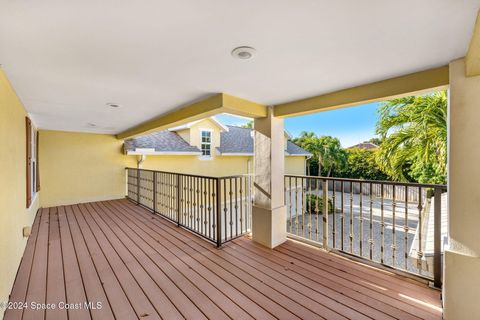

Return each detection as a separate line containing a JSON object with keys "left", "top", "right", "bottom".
{"left": 107, "top": 102, "right": 121, "bottom": 108}
{"left": 231, "top": 46, "right": 256, "bottom": 60}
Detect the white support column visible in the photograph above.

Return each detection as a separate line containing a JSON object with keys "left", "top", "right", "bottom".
{"left": 252, "top": 106, "right": 287, "bottom": 248}
{"left": 444, "top": 58, "right": 480, "bottom": 319}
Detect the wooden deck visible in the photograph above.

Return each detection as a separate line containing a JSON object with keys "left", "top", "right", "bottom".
{"left": 5, "top": 199, "right": 443, "bottom": 320}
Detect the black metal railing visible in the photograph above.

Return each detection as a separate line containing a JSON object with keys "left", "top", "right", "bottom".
{"left": 285, "top": 174, "right": 447, "bottom": 288}
{"left": 127, "top": 168, "right": 253, "bottom": 246}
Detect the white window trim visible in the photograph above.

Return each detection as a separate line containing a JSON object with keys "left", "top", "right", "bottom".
{"left": 199, "top": 129, "right": 213, "bottom": 159}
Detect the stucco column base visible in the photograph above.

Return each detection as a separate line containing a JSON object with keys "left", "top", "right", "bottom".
{"left": 252, "top": 205, "right": 287, "bottom": 249}
{"left": 443, "top": 249, "right": 480, "bottom": 319}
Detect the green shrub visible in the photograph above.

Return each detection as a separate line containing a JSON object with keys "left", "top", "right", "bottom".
{"left": 305, "top": 194, "right": 334, "bottom": 214}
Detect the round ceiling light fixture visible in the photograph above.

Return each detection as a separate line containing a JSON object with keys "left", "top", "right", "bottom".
{"left": 107, "top": 102, "right": 121, "bottom": 108}
{"left": 231, "top": 46, "right": 256, "bottom": 60}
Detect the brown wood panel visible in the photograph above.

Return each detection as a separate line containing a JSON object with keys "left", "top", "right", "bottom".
{"left": 272, "top": 242, "right": 441, "bottom": 319}
{"left": 45, "top": 207, "right": 67, "bottom": 320}
{"left": 22, "top": 207, "right": 49, "bottom": 320}
{"left": 7, "top": 199, "right": 443, "bottom": 320}
{"left": 64, "top": 205, "right": 120, "bottom": 320}
{"left": 70, "top": 204, "right": 158, "bottom": 319}
{"left": 81, "top": 202, "right": 189, "bottom": 320}
{"left": 4, "top": 208, "right": 42, "bottom": 320}
{"left": 104, "top": 200, "right": 274, "bottom": 320}
{"left": 91, "top": 201, "right": 230, "bottom": 320}
{"left": 57, "top": 206, "right": 92, "bottom": 320}
{"left": 111, "top": 201, "right": 338, "bottom": 320}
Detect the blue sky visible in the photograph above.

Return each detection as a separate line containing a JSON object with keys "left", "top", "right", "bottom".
{"left": 216, "top": 102, "right": 381, "bottom": 148}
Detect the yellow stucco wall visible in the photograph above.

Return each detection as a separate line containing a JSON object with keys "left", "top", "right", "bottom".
{"left": 140, "top": 155, "right": 305, "bottom": 176}
{"left": 285, "top": 156, "right": 306, "bottom": 175}
{"left": 0, "top": 70, "right": 40, "bottom": 316}
{"left": 141, "top": 155, "right": 253, "bottom": 176}
{"left": 39, "top": 130, "right": 136, "bottom": 207}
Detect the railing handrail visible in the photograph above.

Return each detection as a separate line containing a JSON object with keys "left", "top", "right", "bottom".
{"left": 125, "top": 167, "right": 251, "bottom": 180}
{"left": 284, "top": 174, "right": 447, "bottom": 189}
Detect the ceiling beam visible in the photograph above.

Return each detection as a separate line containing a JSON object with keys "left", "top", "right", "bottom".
{"left": 466, "top": 10, "right": 480, "bottom": 77}
{"left": 273, "top": 66, "right": 449, "bottom": 118}
{"left": 117, "top": 93, "right": 266, "bottom": 139}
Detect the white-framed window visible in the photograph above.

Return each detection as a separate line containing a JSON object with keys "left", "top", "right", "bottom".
{"left": 200, "top": 130, "right": 212, "bottom": 157}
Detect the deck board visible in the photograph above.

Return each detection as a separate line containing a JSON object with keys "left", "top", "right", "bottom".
{"left": 5, "top": 199, "right": 443, "bottom": 320}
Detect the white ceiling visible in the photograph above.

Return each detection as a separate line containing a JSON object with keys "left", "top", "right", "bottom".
{"left": 1, "top": 0, "right": 478, "bottom": 134}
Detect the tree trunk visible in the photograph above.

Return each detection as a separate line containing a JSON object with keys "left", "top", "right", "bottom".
{"left": 327, "top": 165, "right": 333, "bottom": 177}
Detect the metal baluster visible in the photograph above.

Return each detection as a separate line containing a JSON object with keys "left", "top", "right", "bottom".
{"left": 177, "top": 175, "right": 181, "bottom": 226}
{"left": 316, "top": 179, "right": 320, "bottom": 242}
{"left": 381, "top": 183, "right": 385, "bottom": 264}
{"left": 189, "top": 176, "right": 193, "bottom": 228}
{"left": 235, "top": 177, "right": 239, "bottom": 237}
{"left": 244, "top": 175, "right": 250, "bottom": 232}
{"left": 417, "top": 187, "right": 423, "bottom": 270}
{"left": 224, "top": 178, "right": 227, "bottom": 240}
{"left": 350, "top": 181, "right": 353, "bottom": 253}
{"left": 239, "top": 177, "right": 244, "bottom": 234}
{"left": 295, "top": 177, "right": 299, "bottom": 236}
{"left": 308, "top": 177, "right": 312, "bottom": 240}
{"left": 404, "top": 186, "right": 409, "bottom": 270}
{"left": 203, "top": 178, "right": 207, "bottom": 237}
{"left": 136, "top": 169, "right": 140, "bottom": 204}
{"left": 341, "top": 181, "right": 344, "bottom": 251}
{"left": 369, "top": 182, "right": 373, "bottom": 260}
{"left": 359, "top": 182, "right": 363, "bottom": 256}
{"left": 332, "top": 181, "right": 336, "bottom": 248}
{"left": 301, "top": 177, "right": 306, "bottom": 238}
{"left": 289, "top": 176, "right": 293, "bottom": 234}
{"left": 433, "top": 187, "right": 442, "bottom": 288}
{"left": 228, "top": 178, "right": 232, "bottom": 239}
{"left": 153, "top": 172, "right": 157, "bottom": 214}
{"left": 216, "top": 178, "right": 222, "bottom": 247}
{"left": 392, "top": 186, "right": 397, "bottom": 267}
{"left": 322, "top": 179, "right": 329, "bottom": 248}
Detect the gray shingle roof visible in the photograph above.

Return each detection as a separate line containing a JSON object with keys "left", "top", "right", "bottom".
{"left": 124, "top": 130, "right": 200, "bottom": 153}
{"left": 286, "top": 140, "right": 311, "bottom": 155}
{"left": 124, "top": 124, "right": 311, "bottom": 156}
{"left": 216, "top": 126, "right": 253, "bottom": 154}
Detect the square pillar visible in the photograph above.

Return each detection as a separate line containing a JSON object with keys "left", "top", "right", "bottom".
{"left": 443, "top": 58, "right": 480, "bottom": 319}
{"left": 252, "top": 106, "right": 287, "bottom": 248}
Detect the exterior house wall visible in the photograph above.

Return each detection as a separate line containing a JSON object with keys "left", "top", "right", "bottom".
{"left": 285, "top": 156, "right": 307, "bottom": 175}
{"left": 141, "top": 154, "right": 305, "bottom": 177}
{"left": 443, "top": 58, "right": 480, "bottom": 319}
{"left": 176, "top": 128, "right": 190, "bottom": 144}
{"left": 141, "top": 155, "right": 252, "bottom": 176}
{"left": 0, "top": 69, "right": 41, "bottom": 315}
{"left": 39, "top": 130, "right": 136, "bottom": 207}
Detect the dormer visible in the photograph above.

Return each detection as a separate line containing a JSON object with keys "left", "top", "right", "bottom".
{"left": 169, "top": 117, "right": 229, "bottom": 159}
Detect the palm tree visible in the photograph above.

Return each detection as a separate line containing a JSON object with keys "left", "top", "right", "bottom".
{"left": 293, "top": 132, "right": 347, "bottom": 176}
{"left": 317, "top": 136, "right": 347, "bottom": 176}
{"left": 375, "top": 91, "right": 447, "bottom": 184}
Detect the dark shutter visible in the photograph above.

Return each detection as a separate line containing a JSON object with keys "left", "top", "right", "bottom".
{"left": 36, "top": 130, "right": 40, "bottom": 191}
{"left": 26, "top": 117, "right": 32, "bottom": 208}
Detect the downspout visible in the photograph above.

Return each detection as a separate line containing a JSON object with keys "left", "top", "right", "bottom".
{"left": 137, "top": 154, "right": 146, "bottom": 169}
